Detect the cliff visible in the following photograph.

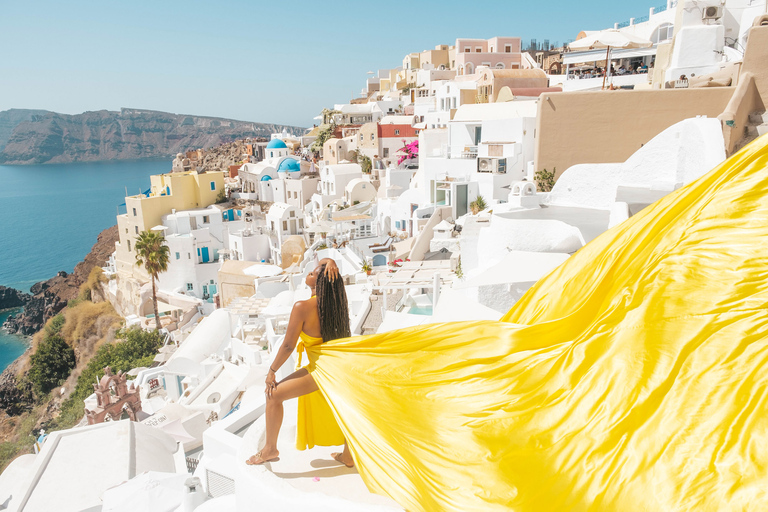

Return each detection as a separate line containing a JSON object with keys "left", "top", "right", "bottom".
{"left": 0, "top": 287, "right": 31, "bottom": 310}
{"left": 0, "top": 109, "right": 50, "bottom": 153}
{"left": 2, "top": 226, "right": 119, "bottom": 335}
{"left": 0, "top": 108, "right": 305, "bottom": 165}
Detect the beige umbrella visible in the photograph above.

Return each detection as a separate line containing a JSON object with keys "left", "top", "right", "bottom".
{"left": 568, "top": 29, "right": 652, "bottom": 89}
{"left": 305, "top": 220, "right": 335, "bottom": 234}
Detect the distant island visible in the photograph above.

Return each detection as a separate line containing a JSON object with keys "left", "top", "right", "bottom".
{"left": 0, "top": 108, "right": 305, "bottom": 165}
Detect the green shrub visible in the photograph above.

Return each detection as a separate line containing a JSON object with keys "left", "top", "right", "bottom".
{"left": 28, "top": 334, "right": 75, "bottom": 396}
{"left": 360, "top": 155, "right": 372, "bottom": 174}
{"left": 44, "top": 314, "right": 65, "bottom": 337}
{"left": 534, "top": 168, "right": 556, "bottom": 192}
{"left": 48, "top": 327, "right": 163, "bottom": 431}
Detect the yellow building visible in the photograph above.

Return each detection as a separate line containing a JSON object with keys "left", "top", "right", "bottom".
{"left": 115, "top": 170, "right": 225, "bottom": 279}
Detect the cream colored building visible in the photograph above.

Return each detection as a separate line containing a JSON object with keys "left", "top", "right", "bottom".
{"left": 115, "top": 170, "right": 225, "bottom": 280}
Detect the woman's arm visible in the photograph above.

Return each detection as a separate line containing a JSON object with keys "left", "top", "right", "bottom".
{"left": 265, "top": 301, "right": 306, "bottom": 395}
{"left": 319, "top": 257, "right": 339, "bottom": 281}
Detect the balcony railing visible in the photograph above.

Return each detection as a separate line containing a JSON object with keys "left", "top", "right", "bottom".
{"left": 446, "top": 145, "right": 478, "bottom": 159}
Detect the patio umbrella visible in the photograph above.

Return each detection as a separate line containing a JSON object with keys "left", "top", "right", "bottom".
{"left": 305, "top": 220, "right": 335, "bottom": 234}
{"left": 568, "top": 29, "right": 652, "bottom": 89}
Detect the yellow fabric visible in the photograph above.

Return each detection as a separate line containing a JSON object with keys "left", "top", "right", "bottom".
{"left": 295, "top": 331, "right": 345, "bottom": 450}
{"left": 308, "top": 134, "right": 768, "bottom": 511}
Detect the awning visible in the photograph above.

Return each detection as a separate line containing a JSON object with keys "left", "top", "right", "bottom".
{"left": 564, "top": 46, "right": 657, "bottom": 65}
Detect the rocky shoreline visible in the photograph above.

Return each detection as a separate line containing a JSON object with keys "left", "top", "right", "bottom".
{"left": 2, "top": 225, "right": 119, "bottom": 336}
{"left": 0, "top": 349, "right": 33, "bottom": 417}
{"left": 0, "top": 287, "right": 31, "bottom": 310}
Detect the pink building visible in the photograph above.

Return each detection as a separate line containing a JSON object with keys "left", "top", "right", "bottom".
{"left": 455, "top": 37, "right": 522, "bottom": 75}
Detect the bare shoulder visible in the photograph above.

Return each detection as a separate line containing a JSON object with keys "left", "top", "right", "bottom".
{"left": 292, "top": 298, "right": 316, "bottom": 315}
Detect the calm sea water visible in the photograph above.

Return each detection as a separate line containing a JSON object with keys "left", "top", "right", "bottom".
{"left": 0, "top": 159, "right": 167, "bottom": 372}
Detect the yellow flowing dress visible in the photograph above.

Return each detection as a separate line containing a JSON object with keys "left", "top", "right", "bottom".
{"left": 305, "top": 134, "right": 768, "bottom": 511}
{"left": 295, "top": 331, "right": 345, "bottom": 450}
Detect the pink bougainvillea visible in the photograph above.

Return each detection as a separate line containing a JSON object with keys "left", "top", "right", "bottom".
{"left": 397, "top": 140, "right": 419, "bottom": 166}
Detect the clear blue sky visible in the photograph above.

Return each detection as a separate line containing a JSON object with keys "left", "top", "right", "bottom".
{"left": 0, "top": 0, "right": 656, "bottom": 127}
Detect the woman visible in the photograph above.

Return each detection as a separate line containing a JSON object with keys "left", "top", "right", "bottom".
{"left": 246, "top": 258, "right": 354, "bottom": 467}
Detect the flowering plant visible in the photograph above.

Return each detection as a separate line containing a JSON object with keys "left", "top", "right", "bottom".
{"left": 396, "top": 140, "right": 419, "bottom": 166}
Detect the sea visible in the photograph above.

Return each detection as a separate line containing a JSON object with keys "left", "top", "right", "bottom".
{"left": 0, "top": 159, "right": 168, "bottom": 373}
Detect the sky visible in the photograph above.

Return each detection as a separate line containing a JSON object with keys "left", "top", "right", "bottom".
{"left": 0, "top": 0, "right": 657, "bottom": 128}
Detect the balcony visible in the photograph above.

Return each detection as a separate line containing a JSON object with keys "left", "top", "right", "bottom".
{"left": 440, "top": 145, "right": 479, "bottom": 159}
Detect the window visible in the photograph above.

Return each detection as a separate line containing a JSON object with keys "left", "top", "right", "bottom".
{"left": 134, "top": 226, "right": 139, "bottom": 234}
{"left": 175, "top": 252, "right": 180, "bottom": 260}
{"left": 505, "top": 45, "right": 511, "bottom": 53}
{"left": 210, "top": 182, "right": 215, "bottom": 191}
{"left": 282, "top": 221, "right": 288, "bottom": 231}
{"left": 370, "top": 133, "right": 374, "bottom": 141}
{"left": 132, "top": 208, "right": 137, "bottom": 216}
{"left": 475, "top": 46, "right": 482, "bottom": 52}
{"left": 125, "top": 228, "right": 128, "bottom": 234}
{"left": 289, "top": 210, "right": 295, "bottom": 217}
{"left": 188, "top": 253, "right": 191, "bottom": 259}
{"left": 360, "top": 134, "right": 363, "bottom": 142}
{"left": 299, "top": 219, "right": 304, "bottom": 228}
{"left": 394, "top": 129, "right": 400, "bottom": 135}
{"left": 210, "top": 279, "right": 214, "bottom": 284}
{"left": 186, "top": 283, "right": 194, "bottom": 291}
{"left": 383, "top": 148, "right": 389, "bottom": 157}
{"left": 651, "top": 23, "right": 674, "bottom": 43}
{"left": 203, "top": 215, "right": 209, "bottom": 223}
{"left": 127, "top": 240, "right": 131, "bottom": 251}
{"left": 464, "top": 47, "right": 470, "bottom": 53}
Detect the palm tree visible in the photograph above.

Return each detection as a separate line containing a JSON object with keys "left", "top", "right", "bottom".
{"left": 134, "top": 230, "right": 170, "bottom": 331}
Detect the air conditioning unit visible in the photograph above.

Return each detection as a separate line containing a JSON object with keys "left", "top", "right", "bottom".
{"left": 477, "top": 157, "right": 507, "bottom": 173}
{"left": 702, "top": 5, "right": 722, "bottom": 20}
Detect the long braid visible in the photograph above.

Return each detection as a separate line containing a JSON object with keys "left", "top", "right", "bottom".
{"left": 316, "top": 264, "right": 351, "bottom": 342}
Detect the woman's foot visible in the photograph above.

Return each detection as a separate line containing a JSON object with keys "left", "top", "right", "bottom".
{"left": 331, "top": 451, "right": 354, "bottom": 468}
{"left": 245, "top": 450, "right": 279, "bottom": 465}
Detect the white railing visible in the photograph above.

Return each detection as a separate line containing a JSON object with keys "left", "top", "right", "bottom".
{"left": 446, "top": 145, "right": 478, "bottom": 159}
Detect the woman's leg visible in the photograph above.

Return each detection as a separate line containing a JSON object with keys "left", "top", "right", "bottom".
{"left": 247, "top": 368, "right": 318, "bottom": 464}
{"left": 332, "top": 442, "right": 354, "bottom": 468}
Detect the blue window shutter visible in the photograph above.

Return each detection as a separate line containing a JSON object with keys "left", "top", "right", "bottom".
{"left": 210, "top": 181, "right": 215, "bottom": 191}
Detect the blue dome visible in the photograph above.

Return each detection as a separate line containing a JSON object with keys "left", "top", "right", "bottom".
{"left": 277, "top": 158, "right": 301, "bottom": 173}
{"left": 267, "top": 138, "right": 288, "bottom": 149}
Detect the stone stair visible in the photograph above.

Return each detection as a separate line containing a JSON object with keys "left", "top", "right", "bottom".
{"left": 360, "top": 290, "right": 404, "bottom": 335}
{"left": 734, "top": 110, "right": 768, "bottom": 152}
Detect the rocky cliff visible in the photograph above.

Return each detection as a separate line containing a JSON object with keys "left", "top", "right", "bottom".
{"left": 2, "top": 226, "right": 119, "bottom": 335}
{"left": 0, "top": 108, "right": 304, "bottom": 165}
{"left": 0, "top": 109, "right": 50, "bottom": 153}
{"left": 0, "top": 287, "right": 31, "bottom": 310}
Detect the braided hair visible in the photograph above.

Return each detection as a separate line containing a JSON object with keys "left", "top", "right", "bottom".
{"left": 315, "top": 264, "right": 351, "bottom": 342}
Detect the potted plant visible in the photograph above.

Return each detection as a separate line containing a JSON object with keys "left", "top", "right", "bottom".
{"left": 362, "top": 262, "right": 372, "bottom": 275}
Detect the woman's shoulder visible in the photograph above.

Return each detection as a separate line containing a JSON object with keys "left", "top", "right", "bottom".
{"left": 292, "top": 297, "right": 317, "bottom": 312}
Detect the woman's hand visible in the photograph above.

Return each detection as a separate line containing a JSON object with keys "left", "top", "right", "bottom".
{"left": 265, "top": 370, "right": 277, "bottom": 397}
{"left": 323, "top": 259, "right": 339, "bottom": 282}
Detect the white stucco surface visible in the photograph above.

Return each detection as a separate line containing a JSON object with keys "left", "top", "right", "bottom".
{"left": 549, "top": 118, "right": 726, "bottom": 210}
{"left": 165, "top": 309, "right": 232, "bottom": 375}
{"left": 476, "top": 218, "right": 583, "bottom": 269}
{"left": 7, "top": 422, "right": 177, "bottom": 512}
{"left": 236, "top": 397, "right": 402, "bottom": 511}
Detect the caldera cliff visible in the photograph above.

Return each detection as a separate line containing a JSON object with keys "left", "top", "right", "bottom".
{"left": 0, "top": 108, "right": 304, "bottom": 165}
